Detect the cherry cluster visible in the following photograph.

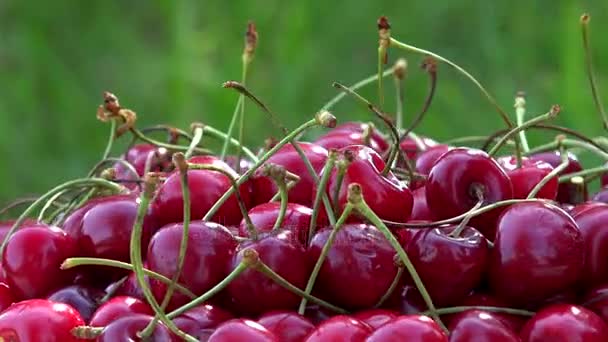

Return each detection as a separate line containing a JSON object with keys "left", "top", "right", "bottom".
{"left": 2, "top": 14, "right": 608, "bottom": 342}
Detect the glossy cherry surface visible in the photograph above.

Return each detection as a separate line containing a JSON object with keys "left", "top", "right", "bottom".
{"left": 316, "top": 122, "right": 389, "bottom": 155}
{"left": 238, "top": 202, "right": 316, "bottom": 244}
{"left": 448, "top": 310, "right": 520, "bottom": 342}
{"left": 489, "top": 202, "right": 584, "bottom": 307}
{"left": 172, "top": 303, "right": 234, "bottom": 340}
{"left": 365, "top": 315, "right": 448, "bottom": 342}
{"left": 0, "top": 282, "right": 14, "bottom": 312}
{"left": 573, "top": 205, "right": 608, "bottom": 288}
{"left": 414, "top": 144, "right": 450, "bottom": 176}
{"left": 453, "top": 293, "right": 526, "bottom": 332}
{"left": 400, "top": 136, "right": 439, "bottom": 161}
{"left": 0, "top": 299, "right": 85, "bottom": 342}
{"left": 497, "top": 156, "right": 557, "bottom": 200}
{"left": 96, "top": 314, "right": 177, "bottom": 342}
{"left": 352, "top": 309, "right": 399, "bottom": 329}
{"left": 583, "top": 283, "right": 608, "bottom": 324}
{"left": 89, "top": 296, "right": 153, "bottom": 326}
{"left": 147, "top": 220, "right": 237, "bottom": 310}
{"left": 46, "top": 284, "right": 105, "bottom": 323}
{"left": 409, "top": 187, "right": 435, "bottom": 221}
{"left": 308, "top": 224, "right": 398, "bottom": 310}
{"left": 207, "top": 319, "right": 279, "bottom": 342}
{"left": 520, "top": 304, "right": 608, "bottom": 341}
{"left": 303, "top": 315, "right": 372, "bottom": 342}
{"left": 116, "top": 143, "right": 171, "bottom": 177}
{"left": 258, "top": 311, "right": 316, "bottom": 342}
{"left": 530, "top": 151, "right": 586, "bottom": 204}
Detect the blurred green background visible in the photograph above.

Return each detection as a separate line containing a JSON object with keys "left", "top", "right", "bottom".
{"left": 1, "top": 0, "right": 607, "bottom": 203}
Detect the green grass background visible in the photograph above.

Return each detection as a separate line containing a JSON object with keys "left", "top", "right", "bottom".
{"left": 1, "top": 1, "right": 607, "bottom": 203}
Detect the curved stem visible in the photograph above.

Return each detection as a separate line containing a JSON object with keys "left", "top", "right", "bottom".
{"left": 204, "top": 125, "right": 258, "bottom": 163}
{"left": 526, "top": 138, "right": 608, "bottom": 160}
{"left": 580, "top": 14, "right": 608, "bottom": 130}
{"left": 527, "top": 147, "right": 569, "bottom": 198}
{"left": 87, "top": 157, "right": 140, "bottom": 180}
{"left": 129, "top": 128, "right": 211, "bottom": 156}
{"left": 0, "top": 197, "right": 40, "bottom": 218}
{"left": 220, "top": 97, "right": 244, "bottom": 160}
{"left": 425, "top": 305, "right": 534, "bottom": 317}
{"left": 514, "top": 93, "right": 530, "bottom": 153}
{"left": 184, "top": 126, "right": 204, "bottom": 160}
{"left": 53, "top": 188, "right": 98, "bottom": 226}
{"left": 449, "top": 200, "right": 483, "bottom": 238}
{"left": 102, "top": 119, "right": 118, "bottom": 160}
{"left": 321, "top": 67, "right": 396, "bottom": 111}
{"left": 309, "top": 151, "right": 337, "bottom": 246}
{"left": 272, "top": 174, "right": 288, "bottom": 231}
{"left": 374, "top": 266, "right": 404, "bottom": 308}
{"left": 559, "top": 165, "right": 608, "bottom": 183}
{"left": 399, "top": 57, "right": 437, "bottom": 143}
{"left": 393, "top": 60, "right": 407, "bottom": 132}
{"left": 37, "top": 189, "right": 71, "bottom": 223}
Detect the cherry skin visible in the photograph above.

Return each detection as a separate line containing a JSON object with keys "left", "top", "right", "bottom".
{"left": 400, "top": 135, "right": 439, "bottom": 161}
{"left": 46, "top": 284, "right": 105, "bottom": 323}
{"left": 147, "top": 220, "right": 237, "bottom": 310}
{"left": 409, "top": 187, "right": 436, "bottom": 221}
{"left": 226, "top": 231, "right": 310, "bottom": 316}
{"left": 115, "top": 143, "right": 171, "bottom": 177}
{"left": 489, "top": 202, "right": 584, "bottom": 307}
{"left": 96, "top": 314, "right": 178, "bottom": 342}
{"left": 520, "top": 304, "right": 608, "bottom": 341}
{"left": 452, "top": 292, "right": 526, "bottom": 333}
{"left": 2, "top": 224, "right": 78, "bottom": 300}
{"left": 89, "top": 296, "right": 153, "bottom": 327}
{"left": 315, "top": 121, "right": 389, "bottom": 155}
{"left": 238, "top": 202, "right": 317, "bottom": 244}
{"left": 207, "top": 319, "right": 279, "bottom": 342}
{"left": 0, "top": 299, "right": 85, "bottom": 342}
{"left": 573, "top": 205, "right": 608, "bottom": 288}
{"left": 0, "top": 218, "right": 39, "bottom": 243}
{"left": 308, "top": 224, "right": 399, "bottom": 310}
{"left": 426, "top": 148, "right": 513, "bottom": 239}
{"left": 252, "top": 142, "right": 328, "bottom": 207}
{"left": 365, "top": 315, "right": 448, "bottom": 342}
{"left": 448, "top": 310, "right": 520, "bottom": 342}
{"left": 352, "top": 309, "right": 399, "bottom": 329}
{"left": 303, "top": 315, "right": 372, "bottom": 342}
{"left": 530, "top": 151, "right": 586, "bottom": 204}
{"left": 110, "top": 264, "right": 149, "bottom": 301}
{"left": 583, "top": 283, "right": 608, "bottom": 324}
{"left": 569, "top": 201, "right": 608, "bottom": 217}
{"left": 0, "top": 282, "right": 14, "bottom": 312}
{"left": 303, "top": 304, "right": 337, "bottom": 325}
{"left": 258, "top": 311, "right": 316, "bottom": 342}
{"left": 497, "top": 156, "right": 557, "bottom": 200}
{"left": 172, "top": 303, "right": 234, "bottom": 341}
{"left": 592, "top": 187, "right": 608, "bottom": 204}
{"left": 414, "top": 144, "right": 450, "bottom": 176}
{"left": 406, "top": 224, "right": 488, "bottom": 307}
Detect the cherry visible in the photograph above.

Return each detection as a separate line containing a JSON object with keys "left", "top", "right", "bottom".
{"left": 572, "top": 205, "right": 608, "bottom": 288}
{"left": 2, "top": 224, "right": 78, "bottom": 300}
{"left": 520, "top": 304, "right": 608, "bottom": 341}
{"left": 0, "top": 282, "right": 14, "bottom": 312}
{"left": 147, "top": 220, "right": 237, "bottom": 310}
{"left": 315, "top": 122, "right": 389, "bottom": 155}
{"left": 489, "top": 202, "right": 584, "bottom": 307}
{"left": 497, "top": 156, "right": 557, "bottom": 200}
{"left": 448, "top": 310, "right": 520, "bottom": 342}
{"left": 303, "top": 304, "right": 337, "bottom": 325}
{"left": 426, "top": 147, "right": 513, "bottom": 239}
{"left": 530, "top": 151, "right": 586, "bottom": 204}
{"left": 207, "top": 319, "right": 279, "bottom": 342}
{"left": 0, "top": 299, "right": 85, "bottom": 341}
{"left": 414, "top": 144, "right": 450, "bottom": 176}
{"left": 227, "top": 231, "right": 310, "bottom": 316}
{"left": 111, "top": 266, "right": 148, "bottom": 301}
{"left": 238, "top": 202, "right": 317, "bottom": 244}
{"left": 389, "top": 284, "right": 428, "bottom": 315}
{"left": 0, "top": 218, "right": 39, "bottom": 243}
{"left": 119, "top": 143, "right": 171, "bottom": 176}
{"left": 258, "top": 311, "right": 316, "bottom": 342}
{"left": 409, "top": 187, "right": 436, "bottom": 221}
{"left": 583, "top": 283, "right": 608, "bottom": 324}
{"left": 225, "top": 155, "right": 255, "bottom": 173}
{"left": 46, "top": 284, "right": 105, "bottom": 323}
{"left": 352, "top": 309, "right": 399, "bottom": 329}
{"left": 308, "top": 224, "right": 399, "bottom": 310}
{"left": 252, "top": 142, "right": 328, "bottom": 207}
{"left": 89, "top": 296, "right": 153, "bottom": 327}
{"left": 569, "top": 201, "right": 608, "bottom": 217}
{"left": 453, "top": 292, "right": 526, "bottom": 333}
{"left": 365, "top": 315, "right": 448, "bottom": 342}
{"left": 592, "top": 187, "right": 608, "bottom": 204}
{"left": 96, "top": 314, "right": 178, "bottom": 342}
{"left": 172, "top": 303, "right": 234, "bottom": 340}
{"left": 406, "top": 224, "right": 488, "bottom": 307}
{"left": 303, "top": 315, "right": 372, "bottom": 342}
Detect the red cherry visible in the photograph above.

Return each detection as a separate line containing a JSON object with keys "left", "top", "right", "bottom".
{"left": 116, "top": 143, "right": 171, "bottom": 176}
{"left": 110, "top": 265, "right": 148, "bottom": 301}
{"left": 252, "top": 142, "right": 328, "bottom": 207}
{"left": 97, "top": 314, "right": 178, "bottom": 341}
{"left": 0, "top": 218, "right": 38, "bottom": 244}
{"left": 89, "top": 296, "right": 153, "bottom": 327}
{"left": 308, "top": 224, "right": 398, "bottom": 310}
{"left": 147, "top": 220, "right": 237, "bottom": 310}
{"left": 2, "top": 224, "right": 78, "bottom": 299}
{"left": 303, "top": 315, "right": 372, "bottom": 342}
{"left": 406, "top": 225, "right": 488, "bottom": 306}
{"left": 497, "top": 156, "right": 558, "bottom": 200}
{"left": 520, "top": 304, "right": 608, "bottom": 341}
{"left": 227, "top": 231, "right": 310, "bottom": 316}
{"left": 414, "top": 144, "right": 450, "bottom": 175}
{"left": 0, "top": 299, "right": 85, "bottom": 341}
{"left": 452, "top": 293, "right": 526, "bottom": 333}
{"left": 0, "top": 283, "right": 14, "bottom": 312}
{"left": 592, "top": 187, "right": 608, "bottom": 204}
{"left": 569, "top": 201, "right": 608, "bottom": 217}
{"left": 315, "top": 122, "right": 389, "bottom": 155}
{"left": 172, "top": 303, "right": 234, "bottom": 340}
{"left": 258, "top": 311, "right": 315, "bottom": 342}
{"left": 46, "top": 284, "right": 105, "bottom": 323}
{"left": 489, "top": 202, "right": 584, "bottom": 307}
{"left": 530, "top": 151, "right": 586, "bottom": 204}
{"left": 573, "top": 206, "right": 608, "bottom": 288}
{"left": 400, "top": 136, "right": 439, "bottom": 161}
{"left": 303, "top": 304, "right": 337, "bottom": 325}
{"left": 409, "top": 187, "right": 436, "bottom": 221}
{"left": 448, "top": 310, "right": 520, "bottom": 342}
{"left": 352, "top": 309, "right": 399, "bottom": 329}
{"left": 365, "top": 315, "right": 447, "bottom": 342}
{"left": 238, "top": 202, "right": 318, "bottom": 244}
{"left": 208, "top": 319, "right": 279, "bottom": 342}
{"left": 583, "top": 283, "right": 608, "bottom": 324}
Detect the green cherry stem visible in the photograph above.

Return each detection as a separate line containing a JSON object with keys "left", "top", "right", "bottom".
{"left": 184, "top": 124, "right": 204, "bottom": 160}
{"left": 220, "top": 97, "right": 244, "bottom": 161}
{"left": 525, "top": 138, "right": 608, "bottom": 160}
{"left": 87, "top": 158, "right": 140, "bottom": 180}
{"left": 580, "top": 14, "right": 608, "bottom": 130}
{"left": 424, "top": 306, "right": 534, "bottom": 317}
{"left": 527, "top": 143, "right": 569, "bottom": 198}
{"left": 321, "top": 68, "right": 396, "bottom": 111}
{"left": 514, "top": 92, "right": 530, "bottom": 153}
{"left": 264, "top": 165, "right": 289, "bottom": 231}
{"left": 449, "top": 199, "right": 483, "bottom": 238}
{"left": 205, "top": 125, "right": 258, "bottom": 163}
{"left": 377, "top": 16, "right": 391, "bottom": 109}
{"left": 393, "top": 58, "right": 407, "bottom": 131}
{"left": 0, "top": 197, "right": 41, "bottom": 218}
{"left": 559, "top": 165, "right": 608, "bottom": 183}
{"left": 37, "top": 189, "right": 71, "bottom": 223}
{"left": 374, "top": 265, "right": 404, "bottom": 308}
{"left": 101, "top": 118, "right": 118, "bottom": 160}
{"left": 130, "top": 128, "right": 212, "bottom": 156}
{"left": 309, "top": 150, "right": 338, "bottom": 246}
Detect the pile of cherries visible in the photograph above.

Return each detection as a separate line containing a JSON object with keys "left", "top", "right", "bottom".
{"left": 3, "top": 15, "right": 608, "bottom": 342}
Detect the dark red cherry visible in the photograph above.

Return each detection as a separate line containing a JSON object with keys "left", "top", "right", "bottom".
{"left": 520, "top": 304, "right": 608, "bottom": 341}
{"left": 46, "top": 284, "right": 105, "bottom": 323}
{"left": 406, "top": 225, "right": 488, "bottom": 307}
{"left": 400, "top": 136, "right": 439, "bottom": 161}
{"left": 303, "top": 304, "right": 337, "bottom": 325}
{"left": 489, "top": 202, "right": 584, "bottom": 307}
{"left": 0, "top": 218, "right": 39, "bottom": 244}
{"left": 151, "top": 156, "right": 250, "bottom": 227}
{"left": 97, "top": 314, "right": 177, "bottom": 342}
{"left": 89, "top": 296, "right": 153, "bottom": 327}
{"left": 365, "top": 315, "right": 447, "bottom": 342}
{"left": 497, "top": 156, "right": 557, "bottom": 200}
{"left": 227, "top": 231, "right": 310, "bottom": 316}
{"left": 238, "top": 202, "right": 317, "bottom": 244}
{"left": 583, "top": 283, "right": 608, "bottom": 324}
{"left": 208, "top": 319, "right": 279, "bottom": 342}
{"left": 172, "top": 303, "right": 234, "bottom": 340}
{"left": 0, "top": 299, "right": 85, "bottom": 341}
{"left": 147, "top": 220, "right": 237, "bottom": 310}
{"left": 426, "top": 148, "right": 513, "bottom": 239}
{"left": 0, "top": 282, "right": 14, "bottom": 312}
{"left": 308, "top": 223, "right": 398, "bottom": 310}
{"left": 325, "top": 145, "right": 413, "bottom": 224}
{"left": 409, "top": 187, "right": 436, "bottom": 221}
{"left": 592, "top": 187, "right": 608, "bottom": 204}
{"left": 448, "top": 310, "right": 520, "bottom": 342}
{"left": 258, "top": 311, "right": 315, "bottom": 342}
{"left": 110, "top": 265, "right": 148, "bottom": 301}
{"left": 352, "top": 309, "right": 399, "bottom": 329}
{"left": 453, "top": 293, "right": 526, "bottom": 333}
{"left": 569, "top": 201, "right": 608, "bottom": 217}
{"left": 573, "top": 206, "right": 608, "bottom": 288}
{"left": 316, "top": 122, "right": 389, "bottom": 155}
{"left": 303, "top": 315, "right": 372, "bottom": 342}
{"left": 252, "top": 142, "right": 328, "bottom": 207}
{"left": 2, "top": 224, "right": 78, "bottom": 300}
{"left": 530, "top": 151, "right": 586, "bottom": 204}
{"left": 116, "top": 143, "right": 171, "bottom": 176}
{"left": 390, "top": 284, "right": 428, "bottom": 315}
{"left": 414, "top": 144, "right": 450, "bottom": 176}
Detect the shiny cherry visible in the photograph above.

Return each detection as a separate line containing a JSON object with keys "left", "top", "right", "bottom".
{"left": 303, "top": 304, "right": 337, "bottom": 325}
{"left": 2, "top": 224, "right": 78, "bottom": 299}
{"left": 0, "top": 282, "right": 14, "bottom": 312}
{"left": 497, "top": 156, "right": 557, "bottom": 200}
{"left": 448, "top": 310, "right": 520, "bottom": 342}
{"left": 489, "top": 202, "right": 584, "bottom": 307}
{"left": 573, "top": 205, "right": 608, "bottom": 288}
{"left": 208, "top": 319, "right": 279, "bottom": 342}
{"left": 583, "top": 283, "right": 608, "bottom": 324}
{"left": 303, "top": 315, "right": 372, "bottom": 342}
{"left": 308, "top": 223, "right": 398, "bottom": 310}
{"left": 453, "top": 292, "right": 526, "bottom": 332}
{"left": 258, "top": 311, "right": 316, "bottom": 342}
{"left": 530, "top": 151, "right": 586, "bottom": 204}
{"left": 0, "top": 299, "right": 85, "bottom": 341}
{"left": 96, "top": 314, "right": 177, "bottom": 342}
{"left": 409, "top": 187, "right": 436, "bottom": 221}
{"left": 520, "top": 304, "right": 608, "bottom": 341}
{"left": 111, "top": 265, "right": 148, "bottom": 301}
{"left": 400, "top": 136, "right": 439, "bottom": 161}
{"left": 569, "top": 201, "right": 608, "bottom": 217}
{"left": 89, "top": 296, "right": 153, "bottom": 326}
{"left": 115, "top": 143, "right": 171, "bottom": 177}
{"left": 147, "top": 220, "right": 237, "bottom": 310}
{"left": 238, "top": 202, "right": 317, "bottom": 244}
{"left": 414, "top": 144, "right": 450, "bottom": 176}
{"left": 172, "top": 303, "right": 234, "bottom": 340}
{"left": 0, "top": 218, "right": 38, "bottom": 243}
{"left": 316, "top": 122, "right": 389, "bottom": 155}
{"left": 365, "top": 315, "right": 447, "bottom": 342}
{"left": 352, "top": 309, "right": 399, "bottom": 329}
{"left": 46, "top": 284, "right": 105, "bottom": 323}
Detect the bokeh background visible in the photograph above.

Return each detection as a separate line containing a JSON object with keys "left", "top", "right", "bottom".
{"left": 1, "top": 1, "right": 607, "bottom": 203}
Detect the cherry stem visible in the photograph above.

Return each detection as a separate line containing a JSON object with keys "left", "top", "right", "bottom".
{"left": 322, "top": 67, "right": 396, "bottom": 111}
{"left": 264, "top": 164, "right": 289, "bottom": 231}
{"left": 389, "top": 37, "right": 514, "bottom": 129}
{"left": 0, "top": 197, "right": 41, "bottom": 218}
{"left": 221, "top": 97, "right": 245, "bottom": 161}
{"left": 525, "top": 138, "right": 608, "bottom": 160}
{"left": 61, "top": 257, "right": 196, "bottom": 298}
{"left": 514, "top": 92, "right": 530, "bottom": 153}
{"left": 52, "top": 188, "right": 98, "bottom": 226}
{"left": 424, "top": 305, "right": 534, "bottom": 317}
{"left": 71, "top": 326, "right": 103, "bottom": 340}
{"left": 205, "top": 125, "right": 258, "bottom": 162}
{"left": 184, "top": 124, "right": 204, "bottom": 160}
{"left": 101, "top": 118, "right": 118, "bottom": 160}
{"left": 269, "top": 175, "right": 299, "bottom": 202}
{"left": 393, "top": 59, "right": 407, "bottom": 131}
{"left": 87, "top": 157, "right": 139, "bottom": 180}
{"left": 559, "top": 165, "right": 608, "bottom": 183}
{"left": 137, "top": 125, "right": 192, "bottom": 142}
{"left": 377, "top": 16, "right": 391, "bottom": 109}
{"left": 37, "top": 189, "right": 71, "bottom": 223}
{"left": 309, "top": 150, "right": 338, "bottom": 246}
{"left": 444, "top": 135, "right": 514, "bottom": 147}
{"left": 374, "top": 266, "right": 404, "bottom": 308}
{"left": 527, "top": 144, "right": 569, "bottom": 198}
{"left": 487, "top": 105, "right": 560, "bottom": 157}
{"left": 298, "top": 202, "right": 354, "bottom": 314}
{"left": 580, "top": 14, "right": 608, "bottom": 130}
{"left": 130, "top": 128, "right": 212, "bottom": 156}
{"left": 449, "top": 200, "right": 483, "bottom": 238}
